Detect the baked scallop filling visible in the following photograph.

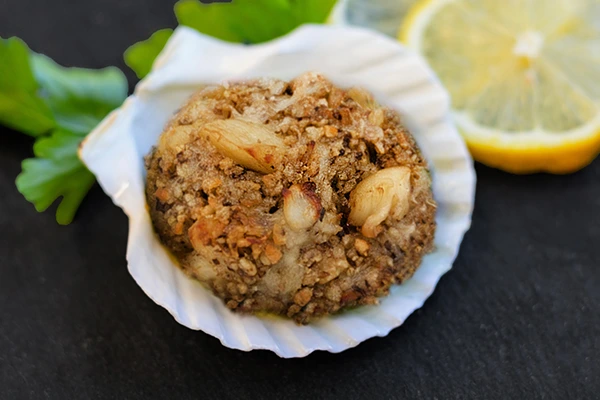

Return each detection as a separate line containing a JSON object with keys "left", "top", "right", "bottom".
{"left": 145, "top": 72, "right": 436, "bottom": 324}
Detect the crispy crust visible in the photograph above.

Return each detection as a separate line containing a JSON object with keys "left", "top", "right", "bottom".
{"left": 145, "top": 73, "right": 436, "bottom": 323}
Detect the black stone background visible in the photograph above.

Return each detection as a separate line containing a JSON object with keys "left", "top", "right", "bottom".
{"left": 1, "top": 1, "right": 599, "bottom": 399}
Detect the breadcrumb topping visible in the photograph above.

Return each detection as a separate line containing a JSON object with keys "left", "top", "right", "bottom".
{"left": 145, "top": 72, "right": 436, "bottom": 323}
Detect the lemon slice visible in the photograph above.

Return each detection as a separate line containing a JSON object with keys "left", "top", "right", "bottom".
{"left": 401, "top": 0, "right": 600, "bottom": 173}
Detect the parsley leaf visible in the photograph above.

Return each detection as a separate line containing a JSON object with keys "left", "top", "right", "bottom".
{"left": 0, "top": 37, "right": 55, "bottom": 136}
{"left": 16, "top": 128, "right": 96, "bottom": 225}
{"left": 124, "top": 0, "right": 338, "bottom": 78}
{"left": 175, "top": 0, "right": 337, "bottom": 43}
{"left": 12, "top": 52, "right": 127, "bottom": 224}
{"left": 32, "top": 54, "right": 127, "bottom": 135}
{"left": 124, "top": 29, "right": 174, "bottom": 79}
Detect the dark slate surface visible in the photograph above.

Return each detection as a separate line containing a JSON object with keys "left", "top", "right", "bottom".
{"left": 1, "top": 1, "right": 599, "bottom": 399}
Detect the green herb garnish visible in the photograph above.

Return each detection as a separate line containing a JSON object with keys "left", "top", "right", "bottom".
{"left": 1, "top": 37, "right": 127, "bottom": 224}
{"left": 124, "top": 29, "right": 174, "bottom": 79}
{"left": 0, "top": 38, "right": 55, "bottom": 136}
{"left": 16, "top": 129, "right": 97, "bottom": 225}
{"left": 32, "top": 54, "right": 127, "bottom": 135}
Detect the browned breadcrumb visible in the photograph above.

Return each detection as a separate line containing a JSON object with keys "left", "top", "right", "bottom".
{"left": 145, "top": 72, "right": 436, "bottom": 324}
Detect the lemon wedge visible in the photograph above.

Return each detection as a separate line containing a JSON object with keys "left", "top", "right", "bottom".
{"left": 401, "top": 0, "right": 600, "bottom": 173}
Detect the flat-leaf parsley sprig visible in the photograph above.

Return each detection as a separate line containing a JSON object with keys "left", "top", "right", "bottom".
{"left": 1, "top": 38, "right": 127, "bottom": 224}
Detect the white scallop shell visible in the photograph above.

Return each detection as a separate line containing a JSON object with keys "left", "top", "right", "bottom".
{"left": 79, "top": 25, "right": 475, "bottom": 358}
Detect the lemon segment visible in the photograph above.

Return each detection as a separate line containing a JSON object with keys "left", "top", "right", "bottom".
{"left": 400, "top": 0, "right": 600, "bottom": 173}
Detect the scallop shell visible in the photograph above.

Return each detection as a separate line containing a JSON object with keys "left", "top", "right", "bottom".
{"left": 79, "top": 25, "right": 475, "bottom": 358}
